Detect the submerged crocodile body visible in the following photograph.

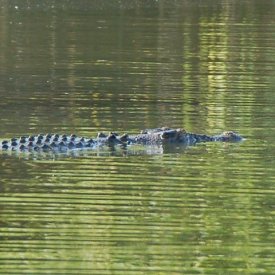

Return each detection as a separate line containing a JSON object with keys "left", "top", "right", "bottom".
{"left": 0, "top": 128, "right": 242, "bottom": 154}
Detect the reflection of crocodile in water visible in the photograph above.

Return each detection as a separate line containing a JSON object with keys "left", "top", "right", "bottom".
{"left": 0, "top": 127, "right": 243, "bottom": 153}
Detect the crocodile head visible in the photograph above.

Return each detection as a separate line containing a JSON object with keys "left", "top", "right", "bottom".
{"left": 216, "top": 131, "right": 243, "bottom": 142}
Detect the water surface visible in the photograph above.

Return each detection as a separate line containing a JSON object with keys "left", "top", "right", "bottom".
{"left": 0, "top": 0, "right": 275, "bottom": 274}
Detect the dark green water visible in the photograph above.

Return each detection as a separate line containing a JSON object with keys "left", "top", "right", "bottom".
{"left": 0, "top": 0, "right": 275, "bottom": 274}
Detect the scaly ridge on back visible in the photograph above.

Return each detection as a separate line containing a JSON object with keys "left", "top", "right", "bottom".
{"left": 0, "top": 128, "right": 243, "bottom": 153}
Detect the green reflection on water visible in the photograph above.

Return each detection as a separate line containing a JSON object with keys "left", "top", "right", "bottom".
{"left": 0, "top": 0, "right": 275, "bottom": 274}
{"left": 1, "top": 141, "right": 274, "bottom": 274}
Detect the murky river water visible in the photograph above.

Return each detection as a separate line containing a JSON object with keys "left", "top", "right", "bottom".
{"left": 0, "top": 0, "right": 275, "bottom": 274}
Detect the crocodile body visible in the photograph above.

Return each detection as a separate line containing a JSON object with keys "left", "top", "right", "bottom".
{"left": 0, "top": 128, "right": 242, "bottom": 153}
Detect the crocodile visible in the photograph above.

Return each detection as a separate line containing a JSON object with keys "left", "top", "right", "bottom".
{"left": 0, "top": 127, "right": 243, "bottom": 154}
